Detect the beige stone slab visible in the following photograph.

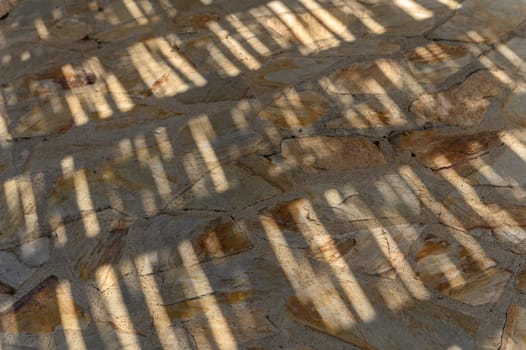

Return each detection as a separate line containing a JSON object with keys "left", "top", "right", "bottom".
{"left": 501, "top": 304, "right": 526, "bottom": 350}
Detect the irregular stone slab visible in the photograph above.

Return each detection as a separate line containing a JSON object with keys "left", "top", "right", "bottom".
{"left": 256, "top": 57, "right": 332, "bottom": 87}
{"left": 0, "top": 252, "right": 32, "bottom": 293}
{"left": 175, "top": 74, "right": 248, "bottom": 104}
{"left": 326, "top": 59, "right": 415, "bottom": 95}
{"left": 309, "top": 174, "right": 421, "bottom": 223}
{"left": 342, "top": 224, "right": 424, "bottom": 278}
{"left": 258, "top": 90, "right": 329, "bottom": 129}
{"left": 394, "top": 130, "right": 502, "bottom": 170}
{"left": 53, "top": 210, "right": 132, "bottom": 291}
{"left": 430, "top": 0, "right": 526, "bottom": 43}
{"left": 0, "top": 0, "right": 14, "bottom": 18}
{"left": 16, "top": 237, "right": 50, "bottom": 267}
{"left": 281, "top": 136, "right": 386, "bottom": 171}
{"left": 287, "top": 278, "right": 479, "bottom": 349}
{"left": 0, "top": 178, "right": 39, "bottom": 245}
{"left": 501, "top": 304, "right": 526, "bottom": 350}
{"left": 47, "top": 18, "right": 92, "bottom": 43}
{"left": 47, "top": 150, "right": 180, "bottom": 221}
{"left": 9, "top": 101, "right": 75, "bottom": 139}
{"left": 492, "top": 227, "right": 526, "bottom": 255}
{"left": 517, "top": 270, "right": 526, "bottom": 294}
{"left": 326, "top": 95, "right": 406, "bottom": 130}
{"left": 466, "top": 133, "right": 526, "bottom": 187}
{"left": 257, "top": 6, "right": 357, "bottom": 53}
{"left": 414, "top": 225, "right": 510, "bottom": 305}
{"left": 186, "top": 308, "right": 276, "bottom": 349}
{"left": 321, "top": 39, "right": 400, "bottom": 58}
{"left": 360, "top": 0, "right": 456, "bottom": 36}
{"left": 0, "top": 276, "right": 89, "bottom": 334}
{"left": 410, "top": 70, "right": 506, "bottom": 127}
{"left": 442, "top": 187, "right": 526, "bottom": 231}
{"left": 502, "top": 83, "right": 526, "bottom": 126}
{"left": 137, "top": 215, "right": 252, "bottom": 274}
{"left": 168, "top": 164, "right": 281, "bottom": 211}
{"left": 160, "top": 257, "right": 289, "bottom": 304}
{"left": 404, "top": 43, "right": 477, "bottom": 85}
{"left": 484, "top": 38, "right": 526, "bottom": 79}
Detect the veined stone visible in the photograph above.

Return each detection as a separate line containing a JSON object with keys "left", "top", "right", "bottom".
{"left": 326, "top": 59, "right": 415, "bottom": 95}
{"left": 410, "top": 70, "right": 505, "bottom": 127}
{"left": 281, "top": 136, "right": 386, "bottom": 171}
{"left": 404, "top": 43, "right": 476, "bottom": 85}
{"left": 501, "top": 304, "right": 526, "bottom": 350}
{"left": 258, "top": 90, "right": 329, "bottom": 129}
{"left": 430, "top": 0, "right": 526, "bottom": 43}
{"left": 167, "top": 164, "right": 281, "bottom": 211}
{"left": 321, "top": 39, "right": 400, "bottom": 58}
{"left": 287, "top": 277, "right": 479, "bottom": 349}
{"left": 414, "top": 225, "right": 510, "bottom": 305}
{"left": 0, "top": 276, "right": 89, "bottom": 334}
{"left": 394, "top": 130, "right": 502, "bottom": 170}
{"left": 492, "top": 227, "right": 526, "bottom": 254}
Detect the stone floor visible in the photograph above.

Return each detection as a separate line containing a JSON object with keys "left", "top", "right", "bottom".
{"left": 1, "top": 0, "right": 526, "bottom": 349}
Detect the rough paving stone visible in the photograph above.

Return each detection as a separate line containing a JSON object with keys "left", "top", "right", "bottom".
{"left": 326, "top": 59, "right": 416, "bottom": 95}
{"left": 0, "top": 251, "right": 32, "bottom": 293}
{"left": 410, "top": 70, "right": 507, "bottom": 127}
{"left": 414, "top": 225, "right": 510, "bottom": 306}
{"left": 137, "top": 214, "right": 252, "bottom": 274}
{"left": 394, "top": 130, "right": 503, "bottom": 170}
{"left": 175, "top": 74, "right": 248, "bottom": 104}
{"left": 484, "top": 37, "right": 526, "bottom": 79}
{"left": 53, "top": 209, "right": 133, "bottom": 291}
{"left": 440, "top": 186, "right": 526, "bottom": 231}
{"left": 517, "top": 270, "right": 526, "bottom": 294}
{"left": 168, "top": 164, "right": 281, "bottom": 211}
{"left": 501, "top": 304, "right": 526, "bottom": 350}
{"left": 287, "top": 277, "right": 479, "bottom": 349}
{"left": 308, "top": 174, "right": 421, "bottom": 223}
{"left": 258, "top": 90, "right": 329, "bottom": 129}
{"left": 360, "top": 0, "right": 457, "bottom": 36}
{"left": 16, "top": 237, "right": 50, "bottom": 267}
{"left": 404, "top": 43, "right": 477, "bottom": 85}
{"left": 256, "top": 57, "right": 332, "bottom": 87}
{"left": 281, "top": 136, "right": 386, "bottom": 171}
{"left": 502, "top": 83, "right": 526, "bottom": 126}
{"left": 325, "top": 95, "right": 407, "bottom": 130}
{"left": 430, "top": 0, "right": 526, "bottom": 43}
{"left": 320, "top": 39, "right": 400, "bottom": 58}
{"left": 0, "top": 0, "right": 14, "bottom": 18}
{"left": 0, "top": 276, "right": 89, "bottom": 333}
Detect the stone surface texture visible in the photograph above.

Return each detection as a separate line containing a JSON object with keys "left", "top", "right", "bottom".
{"left": 0, "top": 0, "right": 525, "bottom": 349}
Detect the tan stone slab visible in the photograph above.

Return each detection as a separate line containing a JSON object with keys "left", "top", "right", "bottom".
{"left": 326, "top": 59, "right": 416, "bottom": 95}
{"left": 281, "top": 136, "right": 386, "bottom": 171}
{"left": 414, "top": 225, "right": 510, "bottom": 305}
{"left": 404, "top": 43, "right": 478, "bottom": 85}
{"left": 430, "top": 0, "right": 526, "bottom": 43}
{"left": 410, "top": 70, "right": 507, "bottom": 128}
{"left": 258, "top": 90, "right": 329, "bottom": 129}
{"left": 0, "top": 276, "right": 89, "bottom": 334}
{"left": 256, "top": 57, "right": 332, "bottom": 87}
{"left": 501, "top": 304, "right": 526, "bottom": 350}
{"left": 394, "top": 130, "right": 502, "bottom": 170}
{"left": 287, "top": 278, "right": 479, "bottom": 349}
